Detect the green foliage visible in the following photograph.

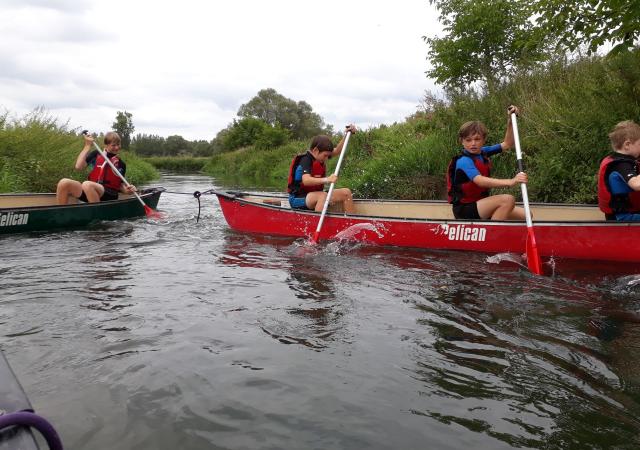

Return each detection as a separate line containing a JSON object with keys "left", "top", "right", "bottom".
{"left": 112, "top": 111, "right": 135, "bottom": 149}
{"left": 205, "top": 49, "right": 640, "bottom": 205}
{"left": 117, "top": 151, "right": 159, "bottom": 187}
{"left": 144, "top": 156, "right": 209, "bottom": 172}
{"left": 217, "top": 117, "right": 292, "bottom": 153}
{"left": 191, "top": 140, "right": 215, "bottom": 157}
{"left": 131, "top": 134, "right": 215, "bottom": 157}
{"left": 425, "top": 0, "right": 551, "bottom": 91}
{"left": 131, "top": 134, "right": 166, "bottom": 156}
{"left": 164, "top": 135, "right": 191, "bottom": 156}
{"left": 210, "top": 88, "right": 330, "bottom": 154}
{"left": 0, "top": 108, "right": 158, "bottom": 193}
{"left": 204, "top": 140, "right": 306, "bottom": 188}
{"left": 238, "top": 88, "right": 330, "bottom": 139}
{"left": 535, "top": 0, "right": 640, "bottom": 54}
{"left": 254, "top": 124, "right": 290, "bottom": 150}
{"left": 222, "top": 117, "right": 269, "bottom": 150}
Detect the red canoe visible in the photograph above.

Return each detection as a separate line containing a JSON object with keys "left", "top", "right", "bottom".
{"left": 214, "top": 191, "right": 640, "bottom": 263}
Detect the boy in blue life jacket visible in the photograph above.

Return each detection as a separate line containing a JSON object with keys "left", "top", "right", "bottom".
{"left": 597, "top": 120, "right": 640, "bottom": 221}
{"left": 446, "top": 105, "right": 528, "bottom": 220}
{"left": 287, "top": 124, "right": 357, "bottom": 213}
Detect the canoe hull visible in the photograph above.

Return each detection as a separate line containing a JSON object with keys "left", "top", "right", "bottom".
{"left": 215, "top": 191, "right": 640, "bottom": 263}
{"left": 0, "top": 187, "right": 164, "bottom": 234}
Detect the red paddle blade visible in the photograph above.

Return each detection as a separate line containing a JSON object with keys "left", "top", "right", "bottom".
{"left": 143, "top": 204, "right": 164, "bottom": 219}
{"left": 526, "top": 228, "right": 543, "bottom": 275}
{"left": 311, "top": 231, "right": 320, "bottom": 243}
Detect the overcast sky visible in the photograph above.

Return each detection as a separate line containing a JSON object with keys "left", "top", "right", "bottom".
{"left": 0, "top": 0, "right": 441, "bottom": 141}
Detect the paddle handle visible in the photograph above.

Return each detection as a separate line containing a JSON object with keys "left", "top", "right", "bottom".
{"left": 88, "top": 138, "right": 147, "bottom": 208}
{"left": 313, "top": 131, "right": 352, "bottom": 240}
{"left": 511, "top": 113, "right": 533, "bottom": 229}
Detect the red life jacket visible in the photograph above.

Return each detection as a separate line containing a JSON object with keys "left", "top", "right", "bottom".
{"left": 597, "top": 153, "right": 640, "bottom": 217}
{"left": 287, "top": 152, "right": 325, "bottom": 195}
{"left": 87, "top": 153, "right": 123, "bottom": 192}
{"left": 446, "top": 153, "right": 491, "bottom": 204}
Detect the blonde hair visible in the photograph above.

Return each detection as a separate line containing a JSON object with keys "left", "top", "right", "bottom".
{"left": 608, "top": 121, "right": 640, "bottom": 150}
{"left": 104, "top": 131, "right": 121, "bottom": 145}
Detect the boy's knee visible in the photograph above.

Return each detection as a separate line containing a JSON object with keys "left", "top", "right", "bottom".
{"left": 501, "top": 194, "right": 515, "bottom": 208}
{"left": 336, "top": 188, "right": 353, "bottom": 199}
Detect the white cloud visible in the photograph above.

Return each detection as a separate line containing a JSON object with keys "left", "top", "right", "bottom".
{"left": 0, "top": 0, "right": 441, "bottom": 140}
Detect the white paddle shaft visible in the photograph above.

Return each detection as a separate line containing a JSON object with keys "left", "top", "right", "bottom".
{"left": 314, "top": 131, "right": 351, "bottom": 236}
{"left": 511, "top": 114, "right": 533, "bottom": 228}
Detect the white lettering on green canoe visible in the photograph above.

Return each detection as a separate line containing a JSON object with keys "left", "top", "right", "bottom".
{"left": 0, "top": 212, "right": 29, "bottom": 226}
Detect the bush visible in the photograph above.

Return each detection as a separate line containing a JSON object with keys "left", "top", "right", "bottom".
{"left": 0, "top": 108, "right": 159, "bottom": 193}
{"left": 201, "top": 49, "right": 640, "bottom": 204}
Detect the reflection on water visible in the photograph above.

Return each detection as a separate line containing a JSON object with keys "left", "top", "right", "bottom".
{"left": 2, "top": 173, "right": 640, "bottom": 449}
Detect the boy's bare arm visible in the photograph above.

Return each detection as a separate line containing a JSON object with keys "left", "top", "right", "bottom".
{"left": 628, "top": 175, "right": 640, "bottom": 191}
{"left": 500, "top": 105, "right": 519, "bottom": 150}
{"left": 473, "top": 172, "right": 527, "bottom": 189}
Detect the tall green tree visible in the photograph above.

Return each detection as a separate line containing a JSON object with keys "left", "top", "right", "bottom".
{"left": 164, "top": 135, "right": 190, "bottom": 156}
{"left": 238, "top": 88, "right": 329, "bottom": 139}
{"left": 131, "top": 133, "right": 165, "bottom": 156}
{"left": 534, "top": 0, "right": 640, "bottom": 54}
{"left": 112, "top": 111, "right": 135, "bottom": 149}
{"left": 424, "top": 0, "right": 551, "bottom": 91}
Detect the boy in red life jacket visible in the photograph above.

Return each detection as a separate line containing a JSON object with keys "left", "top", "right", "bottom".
{"left": 287, "top": 124, "right": 356, "bottom": 213}
{"left": 597, "top": 120, "right": 640, "bottom": 221}
{"left": 56, "top": 131, "right": 137, "bottom": 204}
{"left": 446, "top": 105, "right": 528, "bottom": 220}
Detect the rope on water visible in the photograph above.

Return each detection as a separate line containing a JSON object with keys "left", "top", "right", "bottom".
{"left": 163, "top": 189, "right": 217, "bottom": 222}
{"left": 0, "top": 411, "right": 64, "bottom": 450}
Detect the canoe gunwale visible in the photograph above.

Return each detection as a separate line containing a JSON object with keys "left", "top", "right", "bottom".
{"left": 213, "top": 190, "right": 632, "bottom": 227}
{"left": 0, "top": 187, "right": 165, "bottom": 212}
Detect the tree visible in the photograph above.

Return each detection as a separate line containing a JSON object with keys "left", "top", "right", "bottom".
{"left": 131, "top": 133, "right": 165, "bottom": 156}
{"left": 191, "top": 140, "right": 215, "bottom": 157}
{"left": 534, "top": 0, "right": 640, "bottom": 54}
{"left": 424, "top": 0, "right": 551, "bottom": 91}
{"left": 112, "top": 111, "right": 135, "bottom": 149}
{"left": 238, "top": 88, "right": 329, "bottom": 139}
{"left": 164, "top": 135, "right": 190, "bottom": 156}
{"left": 222, "top": 117, "right": 269, "bottom": 151}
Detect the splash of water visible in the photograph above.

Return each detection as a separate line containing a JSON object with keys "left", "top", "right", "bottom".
{"left": 334, "top": 222, "right": 387, "bottom": 240}
{"left": 289, "top": 222, "right": 388, "bottom": 257}
{"left": 486, "top": 252, "right": 527, "bottom": 267}
{"left": 289, "top": 238, "right": 320, "bottom": 257}
{"left": 486, "top": 252, "right": 557, "bottom": 274}
{"left": 614, "top": 274, "right": 640, "bottom": 289}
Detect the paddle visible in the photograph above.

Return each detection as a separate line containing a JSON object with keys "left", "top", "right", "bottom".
{"left": 510, "top": 113, "right": 543, "bottom": 275}
{"left": 311, "top": 130, "right": 352, "bottom": 243}
{"left": 82, "top": 131, "right": 162, "bottom": 218}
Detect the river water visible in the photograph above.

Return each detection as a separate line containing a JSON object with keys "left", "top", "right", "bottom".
{"left": 2, "top": 173, "right": 640, "bottom": 450}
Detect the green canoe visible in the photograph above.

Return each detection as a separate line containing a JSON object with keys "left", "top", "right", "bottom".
{"left": 0, "top": 187, "right": 164, "bottom": 234}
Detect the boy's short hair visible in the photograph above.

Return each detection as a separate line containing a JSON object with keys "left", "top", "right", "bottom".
{"left": 104, "top": 131, "right": 121, "bottom": 145}
{"left": 458, "top": 121, "right": 488, "bottom": 141}
{"left": 608, "top": 121, "right": 640, "bottom": 150}
{"left": 310, "top": 135, "right": 334, "bottom": 153}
